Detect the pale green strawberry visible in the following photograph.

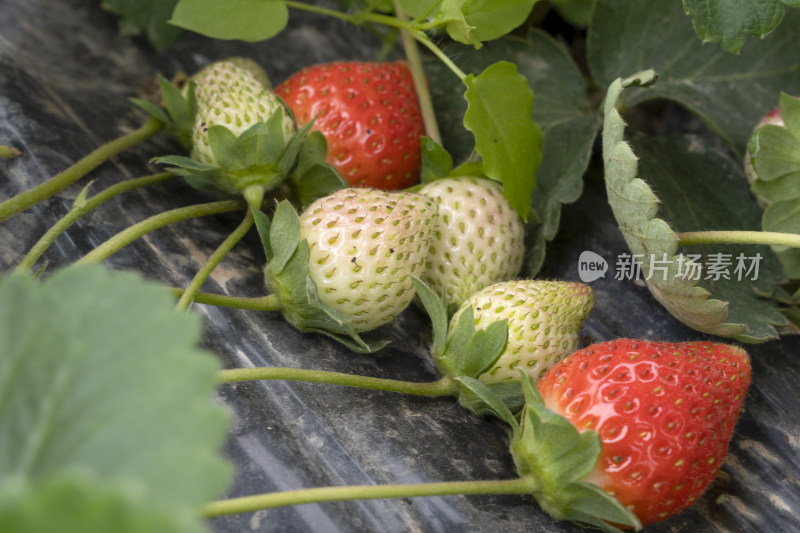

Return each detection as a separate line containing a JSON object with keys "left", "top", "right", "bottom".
{"left": 191, "top": 59, "right": 295, "bottom": 166}
{"left": 449, "top": 279, "right": 594, "bottom": 384}
{"left": 420, "top": 177, "right": 524, "bottom": 308}
{"left": 298, "top": 188, "right": 438, "bottom": 332}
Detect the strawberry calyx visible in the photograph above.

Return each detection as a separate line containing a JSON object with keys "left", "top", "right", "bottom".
{"left": 155, "top": 109, "right": 316, "bottom": 207}
{"left": 255, "top": 201, "right": 388, "bottom": 353}
{"left": 413, "top": 277, "right": 519, "bottom": 415}
{"left": 511, "top": 372, "right": 643, "bottom": 532}
{"left": 131, "top": 75, "right": 197, "bottom": 150}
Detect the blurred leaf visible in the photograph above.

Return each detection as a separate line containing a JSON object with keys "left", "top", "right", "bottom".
{"left": 0, "top": 266, "right": 231, "bottom": 510}
{"left": 549, "top": 0, "right": 593, "bottom": 27}
{"left": 589, "top": 0, "right": 800, "bottom": 155}
{"left": 683, "top": 0, "right": 790, "bottom": 54}
{"left": 101, "top": 0, "right": 182, "bottom": 50}
{"left": 0, "top": 474, "right": 203, "bottom": 533}
{"left": 171, "top": 0, "right": 289, "bottom": 42}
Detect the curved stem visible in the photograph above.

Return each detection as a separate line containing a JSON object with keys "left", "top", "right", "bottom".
{"left": 203, "top": 476, "right": 534, "bottom": 518}
{"left": 394, "top": 1, "right": 441, "bottom": 145}
{"left": 76, "top": 199, "right": 245, "bottom": 265}
{"left": 16, "top": 172, "right": 176, "bottom": 272}
{"left": 168, "top": 288, "right": 282, "bottom": 311}
{"left": 219, "top": 367, "right": 456, "bottom": 397}
{"left": 284, "top": 1, "right": 467, "bottom": 81}
{"left": 677, "top": 231, "right": 800, "bottom": 249}
{"left": 176, "top": 208, "right": 256, "bottom": 311}
{"left": 0, "top": 145, "right": 20, "bottom": 159}
{"left": 0, "top": 117, "right": 162, "bottom": 222}
{"left": 412, "top": 31, "right": 467, "bottom": 80}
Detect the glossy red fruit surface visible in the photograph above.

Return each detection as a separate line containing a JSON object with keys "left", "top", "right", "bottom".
{"left": 538, "top": 339, "right": 751, "bottom": 525}
{"left": 276, "top": 61, "right": 425, "bottom": 190}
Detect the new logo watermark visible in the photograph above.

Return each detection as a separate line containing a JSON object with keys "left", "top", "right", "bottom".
{"left": 578, "top": 251, "right": 609, "bottom": 283}
{"left": 578, "top": 252, "right": 762, "bottom": 283}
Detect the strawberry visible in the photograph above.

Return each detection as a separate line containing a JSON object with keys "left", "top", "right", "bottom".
{"left": 451, "top": 280, "right": 594, "bottom": 385}
{"left": 275, "top": 61, "right": 425, "bottom": 189}
{"left": 295, "top": 187, "right": 438, "bottom": 332}
{"left": 420, "top": 177, "right": 525, "bottom": 308}
{"left": 515, "top": 339, "right": 751, "bottom": 529}
{"left": 191, "top": 59, "right": 295, "bottom": 167}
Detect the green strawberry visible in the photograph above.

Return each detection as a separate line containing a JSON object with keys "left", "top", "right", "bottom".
{"left": 420, "top": 177, "right": 524, "bottom": 308}
{"left": 191, "top": 59, "right": 295, "bottom": 167}
{"left": 295, "top": 188, "right": 438, "bottom": 332}
{"left": 449, "top": 280, "right": 594, "bottom": 384}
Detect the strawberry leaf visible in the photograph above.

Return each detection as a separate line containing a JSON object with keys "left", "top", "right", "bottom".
{"left": 101, "top": 0, "right": 182, "bottom": 50}
{"left": 589, "top": 0, "right": 800, "bottom": 156}
{"left": 170, "top": 0, "right": 289, "bottom": 42}
{"left": 602, "top": 71, "right": 789, "bottom": 342}
{"left": 463, "top": 61, "right": 541, "bottom": 221}
{"left": 456, "top": 0, "right": 538, "bottom": 43}
{"left": 0, "top": 266, "right": 231, "bottom": 515}
{"left": 0, "top": 474, "right": 204, "bottom": 533}
{"left": 763, "top": 200, "right": 800, "bottom": 278}
{"left": 682, "top": 0, "right": 789, "bottom": 54}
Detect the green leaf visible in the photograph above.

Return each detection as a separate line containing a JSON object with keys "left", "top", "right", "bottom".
{"left": 411, "top": 276, "right": 449, "bottom": 358}
{"left": 589, "top": 0, "right": 800, "bottom": 155}
{"left": 763, "top": 199, "right": 800, "bottom": 278}
{"left": 463, "top": 61, "right": 541, "bottom": 220}
{"left": 397, "top": 0, "right": 438, "bottom": 18}
{"left": 290, "top": 163, "right": 348, "bottom": 208}
{"left": 170, "top": 0, "right": 289, "bottom": 42}
{"left": 101, "top": 0, "right": 182, "bottom": 50}
{"left": 0, "top": 266, "right": 231, "bottom": 509}
{"left": 269, "top": 200, "right": 302, "bottom": 275}
{"left": 419, "top": 137, "right": 454, "bottom": 184}
{"left": 0, "top": 474, "right": 204, "bottom": 533}
{"left": 458, "top": 0, "right": 538, "bottom": 43}
{"left": 682, "top": 0, "right": 786, "bottom": 54}
{"left": 549, "top": 0, "right": 593, "bottom": 27}
{"left": 602, "top": 71, "right": 787, "bottom": 342}
{"left": 423, "top": 32, "right": 598, "bottom": 275}
{"left": 441, "top": 0, "right": 480, "bottom": 47}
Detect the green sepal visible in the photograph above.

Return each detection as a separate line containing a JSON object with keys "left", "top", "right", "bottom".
{"left": 288, "top": 130, "right": 348, "bottom": 208}
{"left": 752, "top": 124, "right": 800, "bottom": 184}
{"left": 411, "top": 276, "right": 449, "bottom": 358}
{"left": 257, "top": 201, "right": 388, "bottom": 353}
{"left": 510, "top": 372, "right": 642, "bottom": 532}
{"left": 780, "top": 92, "right": 800, "bottom": 139}
{"left": 419, "top": 137, "right": 454, "bottom": 184}
{"left": 149, "top": 155, "right": 233, "bottom": 197}
{"left": 454, "top": 376, "right": 519, "bottom": 427}
{"left": 130, "top": 75, "right": 195, "bottom": 150}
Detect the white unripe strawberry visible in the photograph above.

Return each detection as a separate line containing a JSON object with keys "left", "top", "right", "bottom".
{"left": 298, "top": 188, "right": 438, "bottom": 332}
{"left": 420, "top": 177, "right": 524, "bottom": 308}
{"left": 449, "top": 279, "right": 594, "bottom": 384}
{"left": 191, "top": 59, "right": 295, "bottom": 166}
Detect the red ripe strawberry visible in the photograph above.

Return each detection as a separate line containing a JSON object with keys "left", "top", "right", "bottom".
{"left": 534, "top": 339, "right": 751, "bottom": 526}
{"left": 275, "top": 61, "right": 425, "bottom": 190}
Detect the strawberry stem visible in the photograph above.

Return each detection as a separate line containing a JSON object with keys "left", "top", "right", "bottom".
{"left": 678, "top": 230, "right": 800, "bottom": 249}
{"left": 175, "top": 207, "right": 256, "bottom": 311}
{"left": 283, "top": 1, "right": 467, "bottom": 81}
{"left": 0, "top": 117, "right": 163, "bottom": 223}
{"left": 218, "top": 367, "right": 457, "bottom": 397}
{"left": 15, "top": 172, "right": 177, "bottom": 272}
{"left": 75, "top": 199, "right": 245, "bottom": 265}
{"left": 168, "top": 288, "right": 282, "bottom": 311}
{"left": 0, "top": 145, "right": 20, "bottom": 159}
{"left": 394, "top": 1, "right": 442, "bottom": 145}
{"left": 203, "top": 476, "right": 535, "bottom": 518}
